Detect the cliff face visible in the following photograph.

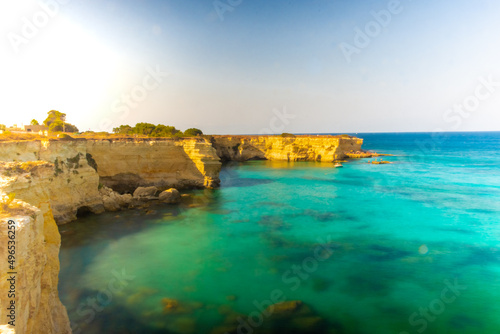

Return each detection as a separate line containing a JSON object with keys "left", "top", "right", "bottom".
{"left": 86, "top": 138, "right": 221, "bottom": 193}
{"left": 0, "top": 164, "right": 72, "bottom": 334}
{"left": 0, "top": 138, "right": 222, "bottom": 223}
{"left": 0, "top": 141, "right": 104, "bottom": 224}
{"left": 212, "top": 135, "right": 364, "bottom": 162}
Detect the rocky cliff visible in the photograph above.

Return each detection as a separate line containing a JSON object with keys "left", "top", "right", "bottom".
{"left": 0, "top": 140, "right": 104, "bottom": 224}
{"left": 0, "top": 163, "right": 72, "bottom": 334}
{"left": 86, "top": 138, "right": 221, "bottom": 193}
{"left": 211, "top": 135, "right": 364, "bottom": 162}
{"left": 0, "top": 138, "right": 222, "bottom": 224}
{"left": 0, "top": 138, "right": 222, "bottom": 333}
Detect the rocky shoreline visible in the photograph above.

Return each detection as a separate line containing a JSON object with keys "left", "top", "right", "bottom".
{"left": 0, "top": 135, "right": 374, "bottom": 334}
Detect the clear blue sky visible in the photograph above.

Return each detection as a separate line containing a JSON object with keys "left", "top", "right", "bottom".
{"left": 1, "top": 0, "right": 499, "bottom": 134}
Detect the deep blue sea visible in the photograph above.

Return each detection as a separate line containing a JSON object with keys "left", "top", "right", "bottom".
{"left": 59, "top": 132, "right": 500, "bottom": 334}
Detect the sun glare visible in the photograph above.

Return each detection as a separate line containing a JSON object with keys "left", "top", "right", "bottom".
{"left": 1, "top": 10, "right": 124, "bottom": 128}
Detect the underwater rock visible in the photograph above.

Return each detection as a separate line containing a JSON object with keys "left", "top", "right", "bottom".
{"left": 161, "top": 298, "right": 179, "bottom": 313}
{"left": 169, "top": 316, "right": 197, "bottom": 334}
{"left": 266, "top": 300, "right": 305, "bottom": 316}
{"left": 226, "top": 295, "right": 238, "bottom": 302}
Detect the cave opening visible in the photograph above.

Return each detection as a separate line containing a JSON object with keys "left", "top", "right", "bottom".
{"left": 76, "top": 206, "right": 93, "bottom": 218}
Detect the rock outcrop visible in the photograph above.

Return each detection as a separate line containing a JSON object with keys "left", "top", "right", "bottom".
{"left": 99, "top": 186, "right": 133, "bottom": 211}
{"left": 211, "top": 135, "right": 364, "bottom": 162}
{"left": 86, "top": 138, "right": 221, "bottom": 193}
{"left": 0, "top": 141, "right": 104, "bottom": 224}
{"left": 0, "top": 165, "right": 72, "bottom": 334}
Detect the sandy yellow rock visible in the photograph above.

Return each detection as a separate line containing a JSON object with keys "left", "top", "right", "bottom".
{"left": 212, "top": 135, "right": 363, "bottom": 162}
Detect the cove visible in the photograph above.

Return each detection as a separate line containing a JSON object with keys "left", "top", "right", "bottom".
{"left": 58, "top": 132, "right": 500, "bottom": 334}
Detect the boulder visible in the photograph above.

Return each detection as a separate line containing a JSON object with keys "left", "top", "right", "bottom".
{"left": 102, "top": 195, "right": 120, "bottom": 211}
{"left": 133, "top": 186, "right": 158, "bottom": 198}
{"left": 159, "top": 188, "right": 181, "bottom": 204}
{"left": 117, "top": 193, "right": 133, "bottom": 207}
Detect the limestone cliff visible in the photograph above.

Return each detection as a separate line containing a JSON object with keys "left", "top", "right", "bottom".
{"left": 0, "top": 140, "right": 104, "bottom": 224}
{"left": 212, "top": 135, "right": 364, "bottom": 162}
{"left": 0, "top": 138, "right": 222, "bottom": 223}
{"left": 86, "top": 138, "right": 221, "bottom": 193}
{"left": 0, "top": 164, "right": 71, "bottom": 334}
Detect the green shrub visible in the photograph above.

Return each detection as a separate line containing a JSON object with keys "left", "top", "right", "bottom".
{"left": 280, "top": 133, "right": 296, "bottom": 138}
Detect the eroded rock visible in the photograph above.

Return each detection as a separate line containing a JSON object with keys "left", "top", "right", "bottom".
{"left": 133, "top": 186, "right": 159, "bottom": 198}
{"left": 159, "top": 188, "right": 181, "bottom": 204}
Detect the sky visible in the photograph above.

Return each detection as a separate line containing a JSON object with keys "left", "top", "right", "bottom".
{"left": 1, "top": 0, "right": 499, "bottom": 134}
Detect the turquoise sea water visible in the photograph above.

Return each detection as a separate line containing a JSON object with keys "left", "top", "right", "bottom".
{"left": 59, "top": 132, "right": 500, "bottom": 334}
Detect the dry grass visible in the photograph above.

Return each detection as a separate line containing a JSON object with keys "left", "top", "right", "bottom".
{"left": 0, "top": 132, "right": 48, "bottom": 141}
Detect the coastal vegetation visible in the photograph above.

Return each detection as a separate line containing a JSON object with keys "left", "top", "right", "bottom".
{"left": 112, "top": 123, "right": 203, "bottom": 137}
{"left": 43, "top": 110, "right": 79, "bottom": 133}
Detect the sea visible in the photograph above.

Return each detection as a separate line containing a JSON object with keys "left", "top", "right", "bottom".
{"left": 58, "top": 132, "right": 500, "bottom": 334}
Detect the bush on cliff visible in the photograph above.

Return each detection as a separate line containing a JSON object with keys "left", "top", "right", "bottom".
{"left": 112, "top": 123, "right": 203, "bottom": 138}
{"left": 183, "top": 128, "right": 203, "bottom": 137}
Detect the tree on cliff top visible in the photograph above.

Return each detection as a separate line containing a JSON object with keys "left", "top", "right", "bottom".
{"left": 150, "top": 124, "right": 179, "bottom": 137}
{"left": 43, "top": 110, "right": 79, "bottom": 133}
{"left": 30, "top": 119, "right": 39, "bottom": 125}
{"left": 133, "top": 122, "right": 157, "bottom": 136}
{"left": 113, "top": 125, "right": 133, "bottom": 134}
{"left": 43, "top": 110, "right": 66, "bottom": 126}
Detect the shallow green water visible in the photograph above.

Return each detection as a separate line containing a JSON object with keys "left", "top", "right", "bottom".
{"left": 59, "top": 132, "right": 500, "bottom": 334}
